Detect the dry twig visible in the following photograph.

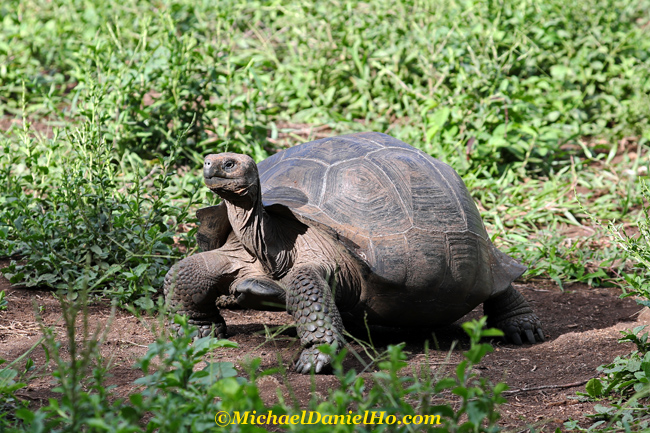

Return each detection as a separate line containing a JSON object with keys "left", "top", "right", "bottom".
{"left": 503, "top": 378, "right": 593, "bottom": 395}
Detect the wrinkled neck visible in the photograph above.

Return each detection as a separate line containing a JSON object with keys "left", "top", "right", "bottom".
{"left": 223, "top": 185, "right": 290, "bottom": 277}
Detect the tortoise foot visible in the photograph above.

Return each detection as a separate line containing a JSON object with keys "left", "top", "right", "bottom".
{"left": 170, "top": 316, "right": 227, "bottom": 339}
{"left": 484, "top": 285, "right": 545, "bottom": 345}
{"left": 216, "top": 294, "right": 242, "bottom": 310}
{"left": 295, "top": 347, "right": 332, "bottom": 374}
{"left": 492, "top": 313, "right": 544, "bottom": 345}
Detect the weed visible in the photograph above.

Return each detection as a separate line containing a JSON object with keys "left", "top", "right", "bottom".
{"left": 610, "top": 183, "right": 650, "bottom": 305}
{"left": 2, "top": 0, "right": 650, "bottom": 289}
{"left": 4, "top": 306, "right": 507, "bottom": 432}
{"left": 1, "top": 86, "right": 199, "bottom": 306}
{"left": 569, "top": 185, "right": 650, "bottom": 431}
{"left": 566, "top": 326, "right": 650, "bottom": 431}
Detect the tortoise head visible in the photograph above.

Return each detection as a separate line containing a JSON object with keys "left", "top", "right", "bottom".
{"left": 203, "top": 153, "right": 259, "bottom": 199}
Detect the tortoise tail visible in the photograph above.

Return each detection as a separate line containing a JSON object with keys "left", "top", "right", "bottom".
{"left": 488, "top": 244, "right": 527, "bottom": 295}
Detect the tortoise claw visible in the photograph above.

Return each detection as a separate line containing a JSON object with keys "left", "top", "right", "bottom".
{"left": 509, "top": 330, "right": 523, "bottom": 345}
{"left": 169, "top": 319, "right": 226, "bottom": 339}
{"left": 495, "top": 314, "right": 544, "bottom": 345}
{"left": 295, "top": 347, "right": 332, "bottom": 374}
{"left": 525, "top": 329, "right": 536, "bottom": 344}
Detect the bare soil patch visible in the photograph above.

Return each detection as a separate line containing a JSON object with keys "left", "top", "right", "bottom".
{"left": 0, "top": 259, "right": 644, "bottom": 431}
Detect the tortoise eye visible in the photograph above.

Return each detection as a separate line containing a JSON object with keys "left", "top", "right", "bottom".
{"left": 224, "top": 160, "right": 235, "bottom": 170}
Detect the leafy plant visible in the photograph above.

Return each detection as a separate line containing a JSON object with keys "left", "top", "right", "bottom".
{"left": 6, "top": 309, "right": 508, "bottom": 432}
{"left": 0, "top": 343, "right": 39, "bottom": 431}
{"left": 0, "top": 88, "right": 199, "bottom": 306}
{"left": 566, "top": 327, "right": 650, "bottom": 431}
{"left": 0, "top": 360, "right": 27, "bottom": 430}
{"left": 252, "top": 319, "right": 505, "bottom": 433}
{"left": 569, "top": 185, "right": 650, "bottom": 431}
{"left": 584, "top": 327, "right": 650, "bottom": 400}
{"left": 130, "top": 315, "right": 241, "bottom": 433}
{"left": 1, "top": 264, "right": 509, "bottom": 432}
{"left": 610, "top": 182, "right": 650, "bottom": 305}
{"left": 4, "top": 281, "right": 240, "bottom": 433}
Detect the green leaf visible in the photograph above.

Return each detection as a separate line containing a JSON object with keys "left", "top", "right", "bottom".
{"left": 585, "top": 378, "right": 603, "bottom": 398}
{"left": 550, "top": 65, "right": 571, "bottom": 80}
{"left": 134, "top": 297, "right": 154, "bottom": 310}
{"left": 640, "top": 352, "right": 650, "bottom": 379}
{"left": 426, "top": 107, "right": 451, "bottom": 141}
{"left": 132, "top": 263, "right": 148, "bottom": 278}
{"left": 434, "top": 377, "right": 457, "bottom": 391}
{"left": 86, "top": 418, "right": 110, "bottom": 429}
{"left": 480, "top": 328, "right": 505, "bottom": 338}
{"left": 15, "top": 408, "right": 36, "bottom": 423}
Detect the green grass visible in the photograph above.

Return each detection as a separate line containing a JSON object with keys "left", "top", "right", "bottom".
{"left": 2, "top": 0, "right": 649, "bottom": 295}
{"left": 566, "top": 185, "right": 650, "bottom": 431}
{"left": 1, "top": 0, "right": 650, "bottom": 430}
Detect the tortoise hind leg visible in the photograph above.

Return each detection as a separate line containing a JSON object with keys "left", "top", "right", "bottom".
{"left": 483, "top": 285, "right": 545, "bottom": 345}
{"left": 163, "top": 251, "right": 234, "bottom": 339}
{"left": 285, "top": 266, "right": 344, "bottom": 374}
{"left": 232, "top": 277, "right": 286, "bottom": 311}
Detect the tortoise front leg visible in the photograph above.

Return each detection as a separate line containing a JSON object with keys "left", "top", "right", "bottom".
{"left": 483, "top": 285, "right": 545, "bottom": 345}
{"left": 285, "top": 266, "right": 344, "bottom": 374}
{"left": 163, "top": 251, "right": 236, "bottom": 339}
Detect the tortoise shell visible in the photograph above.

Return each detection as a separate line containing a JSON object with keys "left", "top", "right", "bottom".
{"left": 198, "top": 132, "right": 525, "bottom": 324}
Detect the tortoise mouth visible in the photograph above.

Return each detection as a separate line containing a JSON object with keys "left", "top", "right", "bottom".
{"left": 204, "top": 174, "right": 255, "bottom": 199}
{"left": 204, "top": 175, "right": 225, "bottom": 187}
{"left": 204, "top": 176, "right": 235, "bottom": 194}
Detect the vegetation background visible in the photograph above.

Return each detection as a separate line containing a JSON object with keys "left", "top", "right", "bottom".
{"left": 0, "top": 0, "right": 649, "bottom": 431}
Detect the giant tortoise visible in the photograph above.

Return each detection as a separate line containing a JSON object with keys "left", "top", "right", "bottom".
{"left": 163, "top": 132, "right": 544, "bottom": 373}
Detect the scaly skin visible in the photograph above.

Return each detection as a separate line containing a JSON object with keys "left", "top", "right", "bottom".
{"left": 285, "top": 266, "right": 344, "bottom": 373}
{"left": 484, "top": 285, "right": 545, "bottom": 345}
{"left": 163, "top": 255, "right": 229, "bottom": 338}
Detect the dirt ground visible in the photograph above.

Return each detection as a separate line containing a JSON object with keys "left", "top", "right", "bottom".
{"left": 0, "top": 258, "right": 644, "bottom": 431}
